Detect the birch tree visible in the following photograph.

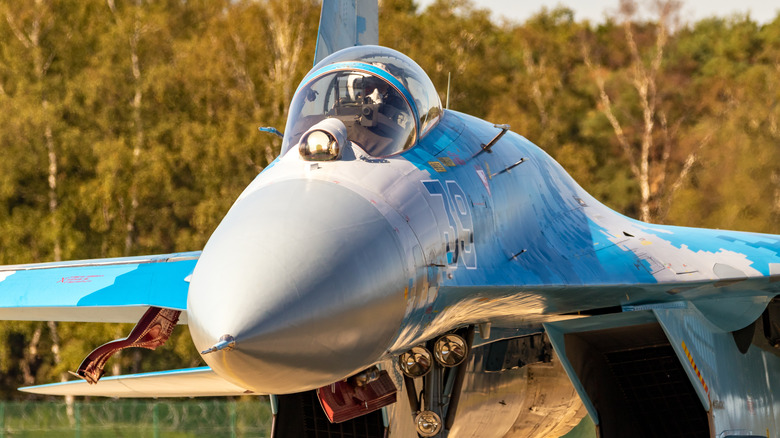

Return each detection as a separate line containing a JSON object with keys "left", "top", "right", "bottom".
{"left": 4, "top": 0, "right": 62, "bottom": 259}
{"left": 582, "top": 0, "right": 709, "bottom": 222}
{"left": 1, "top": 0, "right": 72, "bottom": 398}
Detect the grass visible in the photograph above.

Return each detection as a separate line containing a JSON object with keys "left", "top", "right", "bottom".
{"left": 0, "top": 398, "right": 272, "bottom": 437}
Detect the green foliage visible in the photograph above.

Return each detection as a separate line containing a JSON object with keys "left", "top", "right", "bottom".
{"left": 0, "top": 0, "right": 777, "bottom": 399}
{"left": 0, "top": 399, "right": 272, "bottom": 436}
{"left": 0, "top": 0, "right": 320, "bottom": 398}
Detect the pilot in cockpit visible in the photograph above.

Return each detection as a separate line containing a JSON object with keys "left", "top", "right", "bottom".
{"left": 282, "top": 46, "right": 442, "bottom": 159}
{"left": 333, "top": 73, "right": 411, "bottom": 156}
{"left": 349, "top": 74, "right": 386, "bottom": 105}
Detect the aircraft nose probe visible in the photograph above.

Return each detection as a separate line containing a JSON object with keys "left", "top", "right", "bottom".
{"left": 200, "top": 334, "right": 236, "bottom": 355}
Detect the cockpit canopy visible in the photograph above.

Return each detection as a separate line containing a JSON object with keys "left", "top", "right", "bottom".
{"left": 281, "top": 46, "right": 442, "bottom": 158}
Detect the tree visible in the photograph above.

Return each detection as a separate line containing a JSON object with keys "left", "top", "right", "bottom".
{"left": 581, "top": 0, "right": 705, "bottom": 223}
{"left": 664, "top": 15, "right": 780, "bottom": 233}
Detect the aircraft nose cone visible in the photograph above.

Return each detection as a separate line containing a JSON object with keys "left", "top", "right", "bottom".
{"left": 187, "top": 179, "right": 409, "bottom": 394}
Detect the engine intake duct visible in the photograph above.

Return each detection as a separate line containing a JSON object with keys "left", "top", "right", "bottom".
{"left": 559, "top": 322, "right": 709, "bottom": 438}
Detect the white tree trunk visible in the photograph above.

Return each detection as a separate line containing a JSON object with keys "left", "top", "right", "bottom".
{"left": 584, "top": 0, "right": 682, "bottom": 223}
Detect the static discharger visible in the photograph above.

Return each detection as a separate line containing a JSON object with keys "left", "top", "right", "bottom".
{"left": 201, "top": 334, "right": 236, "bottom": 355}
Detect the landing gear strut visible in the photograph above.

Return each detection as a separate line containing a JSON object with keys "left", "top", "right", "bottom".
{"left": 398, "top": 327, "right": 474, "bottom": 437}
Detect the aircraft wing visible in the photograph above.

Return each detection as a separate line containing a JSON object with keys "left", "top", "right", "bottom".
{"left": 441, "top": 275, "right": 780, "bottom": 334}
{"left": 313, "top": 0, "right": 378, "bottom": 65}
{"left": 19, "top": 367, "right": 254, "bottom": 398}
{"left": 0, "top": 252, "right": 198, "bottom": 323}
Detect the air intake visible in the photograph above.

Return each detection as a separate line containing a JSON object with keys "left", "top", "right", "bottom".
{"left": 564, "top": 322, "right": 709, "bottom": 438}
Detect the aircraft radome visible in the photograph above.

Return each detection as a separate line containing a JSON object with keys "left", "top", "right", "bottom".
{"left": 1, "top": 1, "right": 779, "bottom": 437}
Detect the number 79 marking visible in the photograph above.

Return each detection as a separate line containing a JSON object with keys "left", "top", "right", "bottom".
{"left": 422, "top": 180, "right": 476, "bottom": 269}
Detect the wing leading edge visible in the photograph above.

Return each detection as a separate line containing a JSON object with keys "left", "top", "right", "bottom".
{"left": 0, "top": 252, "right": 198, "bottom": 323}
{"left": 20, "top": 367, "right": 255, "bottom": 398}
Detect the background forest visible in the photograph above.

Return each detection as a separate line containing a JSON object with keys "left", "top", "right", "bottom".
{"left": 0, "top": 0, "right": 778, "bottom": 398}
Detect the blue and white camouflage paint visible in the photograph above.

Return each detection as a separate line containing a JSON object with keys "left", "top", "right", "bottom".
{"left": 1, "top": 1, "right": 779, "bottom": 437}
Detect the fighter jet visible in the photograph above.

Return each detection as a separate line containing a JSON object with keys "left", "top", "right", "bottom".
{"left": 1, "top": 1, "right": 779, "bottom": 437}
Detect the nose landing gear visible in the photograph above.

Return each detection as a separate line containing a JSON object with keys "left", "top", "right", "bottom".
{"left": 398, "top": 327, "right": 473, "bottom": 437}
